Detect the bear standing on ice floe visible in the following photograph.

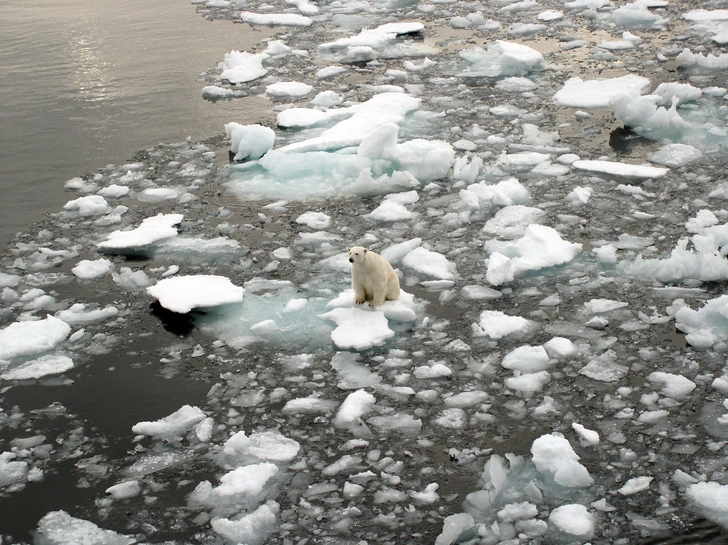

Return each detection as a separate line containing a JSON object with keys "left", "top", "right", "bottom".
{"left": 348, "top": 246, "right": 400, "bottom": 308}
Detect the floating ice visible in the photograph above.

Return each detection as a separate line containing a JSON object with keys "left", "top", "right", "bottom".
{"left": 647, "top": 372, "right": 696, "bottom": 399}
{"left": 97, "top": 213, "right": 183, "bottom": 253}
{"left": 553, "top": 75, "right": 651, "bottom": 108}
{"left": 572, "top": 160, "right": 668, "bottom": 179}
{"left": 318, "top": 22, "right": 426, "bottom": 63}
{"left": 334, "top": 389, "right": 376, "bottom": 431}
{"left": 1, "top": 354, "right": 74, "bottom": 381}
{"left": 401, "top": 247, "right": 457, "bottom": 280}
{"left": 460, "top": 177, "right": 530, "bottom": 208}
{"left": 219, "top": 50, "right": 268, "bottom": 84}
{"left": 531, "top": 433, "right": 594, "bottom": 487}
{"left": 34, "top": 510, "right": 136, "bottom": 545}
{"left": 612, "top": 2, "right": 668, "bottom": 28}
{"left": 225, "top": 123, "right": 276, "bottom": 161}
{"left": 549, "top": 504, "right": 595, "bottom": 538}
{"left": 71, "top": 259, "right": 113, "bottom": 280}
{"left": 265, "top": 81, "right": 313, "bottom": 97}
{"left": 56, "top": 304, "right": 119, "bottom": 325}
{"left": 63, "top": 195, "right": 110, "bottom": 217}
{"left": 320, "top": 307, "right": 395, "bottom": 350}
{"left": 483, "top": 205, "right": 545, "bottom": 239}
{"left": 648, "top": 143, "right": 702, "bottom": 167}
{"left": 673, "top": 295, "right": 728, "bottom": 348}
{"left": 676, "top": 48, "right": 728, "bottom": 70}
{"left": 211, "top": 500, "right": 279, "bottom": 545}
{"left": 579, "top": 350, "right": 628, "bottom": 382}
{"left": 459, "top": 40, "right": 545, "bottom": 77}
{"left": 618, "top": 476, "right": 653, "bottom": 495}
{"left": 473, "top": 310, "right": 533, "bottom": 340}
{"left": 0, "top": 315, "right": 71, "bottom": 363}
{"left": 611, "top": 91, "right": 689, "bottom": 140}
{"left": 241, "top": 12, "right": 312, "bottom": 26}
{"left": 486, "top": 225, "right": 582, "bottom": 285}
{"left": 296, "top": 211, "right": 331, "bottom": 229}
{"left": 686, "top": 482, "right": 728, "bottom": 527}
{"left": 105, "top": 480, "right": 141, "bottom": 500}
{"left": 132, "top": 405, "right": 207, "bottom": 438}
{"left": 147, "top": 275, "right": 244, "bottom": 314}
{"left": 501, "top": 345, "right": 551, "bottom": 373}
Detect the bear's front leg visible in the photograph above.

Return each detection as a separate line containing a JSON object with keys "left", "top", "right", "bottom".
{"left": 353, "top": 284, "right": 367, "bottom": 305}
{"left": 369, "top": 288, "right": 386, "bottom": 308}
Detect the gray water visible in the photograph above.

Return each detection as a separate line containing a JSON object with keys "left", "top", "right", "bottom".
{"left": 0, "top": 0, "right": 267, "bottom": 248}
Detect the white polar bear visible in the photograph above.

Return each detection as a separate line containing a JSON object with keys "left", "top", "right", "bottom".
{"left": 348, "top": 246, "right": 401, "bottom": 308}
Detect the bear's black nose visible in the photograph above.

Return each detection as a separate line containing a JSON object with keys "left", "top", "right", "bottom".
{"left": 349, "top": 258, "right": 353, "bottom": 263}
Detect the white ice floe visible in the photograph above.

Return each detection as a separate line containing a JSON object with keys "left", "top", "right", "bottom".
{"left": 647, "top": 372, "right": 696, "bottom": 399}
{"left": 219, "top": 51, "right": 269, "bottom": 84}
{"left": 572, "top": 160, "right": 668, "bottom": 179}
{"left": 473, "top": 310, "right": 533, "bottom": 339}
{"left": 63, "top": 195, "right": 110, "bottom": 216}
{"left": 71, "top": 258, "right": 113, "bottom": 280}
{"left": 486, "top": 225, "right": 582, "bottom": 285}
{"left": 673, "top": 295, "right": 728, "bottom": 348}
{"left": 531, "top": 432, "right": 594, "bottom": 487}
{"left": 549, "top": 504, "right": 596, "bottom": 538}
{"left": 648, "top": 143, "right": 702, "bottom": 167}
{"left": 147, "top": 275, "right": 244, "bottom": 314}
{"left": 225, "top": 123, "right": 276, "bottom": 161}
{"left": 0, "top": 315, "right": 71, "bottom": 363}
{"left": 132, "top": 405, "right": 207, "bottom": 437}
{"left": 97, "top": 213, "right": 183, "bottom": 252}
{"left": 319, "top": 308, "right": 395, "bottom": 351}
{"left": 35, "top": 510, "right": 136, "bottom": 545}
{"left": 401, "top": 247, "right": 457, "bottom": 280}
{"left": 686, "top": 482, "right": 728, "bottom": 527}
{"left": 265, "top": 81, "right": 313, "bottom": 97}
{"left": 241, "top": 12, "right": 313, "bottom": 26}
{"left": 459, "top": 40, "right": 545, "bottom": 77}
{"left": 552, "top": 75, "right": 651, "bottom": 107}
{"left": 1, "top": 354, "right": 74, "bottom": 381}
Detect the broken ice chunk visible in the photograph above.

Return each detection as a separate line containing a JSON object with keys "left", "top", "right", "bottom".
{"left": 146, "top": 275, "right": 244, "bottom": 314}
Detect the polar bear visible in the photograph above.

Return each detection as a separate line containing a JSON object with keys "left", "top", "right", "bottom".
{"left": 348, "top": 246, "right": 400, "bottom": 308}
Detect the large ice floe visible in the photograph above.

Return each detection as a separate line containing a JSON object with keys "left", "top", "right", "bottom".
{"left": 7, "top": 0, "right": 728, "bottom": 544}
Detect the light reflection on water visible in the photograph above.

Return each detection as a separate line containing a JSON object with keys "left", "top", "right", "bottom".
{"left": 0, "top": 0, "right": 272, "bottom": 247}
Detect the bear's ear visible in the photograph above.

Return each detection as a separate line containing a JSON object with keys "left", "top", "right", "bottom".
{"left": 363, "top": 249, "right": 368, "bottom": 253}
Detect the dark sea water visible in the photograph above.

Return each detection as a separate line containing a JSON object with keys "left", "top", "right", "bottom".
{"left": 0, "top": 0, "right": 267, "bottom": 248}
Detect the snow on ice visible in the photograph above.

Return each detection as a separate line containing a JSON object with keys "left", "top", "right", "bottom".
{"left": 6, "top": 0, "right": 728, "bottom": 543}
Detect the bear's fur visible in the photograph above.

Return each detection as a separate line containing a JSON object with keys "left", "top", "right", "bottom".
{"left": 348, "top": 246, "right": 401, "bottom": 308}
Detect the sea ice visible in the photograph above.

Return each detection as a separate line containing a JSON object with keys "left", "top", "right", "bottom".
{"left": 473, "top": 310, "right": 533, "bottom": 339}
{"left": 549, "top": 504, "right": 595, "bottom": 538}
{"left": 241, "top": 12, "right": 312, "bottom": 26}
{"left": 572, "top": 160, "right": 668, "bottom": 179}
{"left": 146, "top": 275, "right": 244, "bottom": 314}
{"left": 34, "top": 510, "right": 136, "bottom": 545}
{"left": 401, "top": 247, "right": 457, "bottom": 280}
{"left": 1, "top": 354, "right": 74, "bottom": 381}
{"left": 97, "top": 213, "right": 183, "bottom": 253}
{"left": 225, "top": 123, "right": 275, "bottom": 161}
{"left": 552, "top": 75, "right": 651, "bottom": 107}
{"left": 71, "top": 259, "right": 113, "bottom": 280}
{"left": 485, "top": 224, "right": 582, "bottom": 285}
{"left": 459, "top": 40, "right": 545, "bottom": 77}
{"left": 531, "top": 433, "right": 594, "bottom": 487}
{"left": 320, "top": 307, "right": 394, "bottom": 351}
{"left": 0, "top": 315, "right": 71, "bottom": 363}
{"left": 132, "top": 405, "right": 207, "bottom": 438}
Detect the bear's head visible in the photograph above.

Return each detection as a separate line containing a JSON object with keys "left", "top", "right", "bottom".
{"left": 348, "top": 246, "right": 368, "bottom": 264}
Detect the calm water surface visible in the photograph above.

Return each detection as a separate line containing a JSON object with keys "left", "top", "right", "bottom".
{"left": 0, "top": 0, "right": 268, "bottom": 247}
